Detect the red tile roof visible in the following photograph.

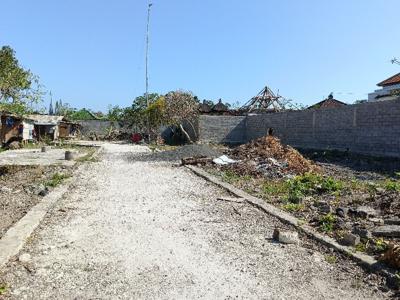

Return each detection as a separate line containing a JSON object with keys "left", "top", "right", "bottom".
{"left": 308, "top": 95, "right": 347, "bottom": 110}
{"left": 377, "top": 73, "right": 400, "bottom": 87}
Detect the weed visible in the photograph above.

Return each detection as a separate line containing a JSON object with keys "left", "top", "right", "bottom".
{"left": 282, "top": 202, "right": 304, "bottom": 212}
{"left": 0, "top": 284, "right": 7, "bottom": 295}
{"left": 261, "top": 181, "right": 288, "bottom": 196}
{"left": 325, "top": 255, "right": 337, "bottom": 264}
{"left": 221, "top": 170, "right": 241, "bottom": 184}
{"left": 45, "top": 173, "right": 70, "bottom": 188}
{"left": 320, "top": 213, "right": 336, "bottom": 233}
{"left": 384, "top": 180, "right": 400, "bottom": 192}
{"left": 286, "top": 173, "right": 343, "bottom": 204}
{"left": 374, "top": 238, "right": 388, "bottom": 252}
{"left": 355, "top": 242, "right": 367, "bottom": 252}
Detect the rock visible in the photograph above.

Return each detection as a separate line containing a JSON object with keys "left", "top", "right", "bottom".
{"left": 372, "top": 225, "right": 400, "bottom": 238}
{"left": 273, "top": 228, "right": 299, "bottom": 245}
{"left": 352, "top": 227, "right": 372, "bottom": 239}
{"left": 339, "top": 233, "right": 360, "bottom": 246}
{"left": 318, "top": 201, "right": 332, "bottom": 214}
{"left": 384, "top": 217, "right": 400, "bottom": 225}
{"left": 0, "top": 186, "right": 12, "bottom": 193}
{"left": 356, "top": 206, "right": 379, "bottom": 219}
{"left": 376, "top": 187, "right": 385, "bottom": 194}
{"left": 38, "top": 187, "right": 49, "bottom": 197}
{"left": 18, "top": 253, "right": 31, "bottom": 263}
{"left": 369, "top": 218, "right": 384, "bottom": 225}
{"left": 335, "top": 217, "right": 351, "bottom": 230}
{"left": 65, "top": 151, "right": 78, "bottom": 161}
{"left": 336, "top": 207, "right": 349, "bottom": 218}
{"left": 8, "top": 141, "right": 20, "bottom": 150}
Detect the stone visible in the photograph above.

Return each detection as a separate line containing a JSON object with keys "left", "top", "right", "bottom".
{"left": 352, "top": 227, "right": 372, "bottom": 239}
{"left": 18, "top": 253, "right": 31, "bottom": 263}
{"left": 273, "top": 228, "right": 299, "bottom": 245}
{"left": 8, "top": 141, "right": 20, "bottom": 150}
{"left": 369, "top": 218, "right": 384, "bottom": 225}
{"left": 356, "top": 206, "right": 379, "bottom": 219}
{"left": 0, "top": 186, "right": 12, "bottom": 194}
{"left": 384, "top": 217, "right": 400, "bottom": 225}
{"left": 335, "top": 217, "right": 351, "bottom": 230}
{"left": 318, "top": 201, "right": 332, "bottom": 214}
{"left": 372, "top": 225, "right": 400, "bottom": 238}
{"left": 38, "top": 187, "right": 49, "bottom": 197}
{"left": 336, "top": 207, "right": 349, "bottom": 218}
{"left": 339, "top": 233, "right": 360, "bottom": 247}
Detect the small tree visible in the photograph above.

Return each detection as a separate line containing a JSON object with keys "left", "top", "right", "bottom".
{"left": 0, "top": 46, "right": 44, "bottom": 113}
{"left": 163, "top": 90, "right": 199, "bottom": 143}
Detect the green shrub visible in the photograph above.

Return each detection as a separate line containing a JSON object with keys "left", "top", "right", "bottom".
{"left": 285, "top": 173, "right": 343, "bottom": 204}
{"left": 384, "top": 180, "right": 400, "bottom": 192}
{"left": 320, "top": 213, "right": 336, "bottom": 233}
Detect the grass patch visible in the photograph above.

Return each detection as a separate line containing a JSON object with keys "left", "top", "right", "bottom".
{"left": 282, "top": 202, "right": 304, "bottom": 212}
{"left": 286, "top": 173, "right": 343, "bottom": 204}
{"left": 261, "top": 180, "right": 289, "bottom": 196}
{"left": 384, "top": 179, "right": 400, "bottom": 192}
{"left": 45, "top": 173, "right": 70, "bottom": 188}
{"left": 221, "top": 170, "right": 241, "bottom": 184}
{"left": 325, "top": 255, "right": 337, "bottom": 264}
{"left": 319, "top": 213, "right": 336, "bottom": 233}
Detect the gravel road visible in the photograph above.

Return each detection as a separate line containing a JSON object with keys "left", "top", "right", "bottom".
{"left": 0, "top": 144, "right": 388, "bottom": 299}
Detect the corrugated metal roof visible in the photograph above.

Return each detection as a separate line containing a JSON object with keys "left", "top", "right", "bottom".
{"left": 24, "top": 114, "right": 64, "bottom": 125}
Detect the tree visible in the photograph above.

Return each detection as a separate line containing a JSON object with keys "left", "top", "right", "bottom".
{"left": 163, "top": 90, "right": 198, "bottom": 143}
{"left": 106, "top": 105, "right": 125, "bottom": 121}
{"left": 0, "top": 46, "right": 44, "bottom": 113}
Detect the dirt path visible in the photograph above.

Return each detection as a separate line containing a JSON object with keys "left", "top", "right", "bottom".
{"left": 0, "top": 144, "right": 387, "bottom": 299}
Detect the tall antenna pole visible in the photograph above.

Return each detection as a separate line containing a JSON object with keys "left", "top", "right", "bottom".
{"left": 145, "top": 3, "right": 152, "bottom": 142}
{"left": 145, "top": 3, "right": 152, "bottom": 109}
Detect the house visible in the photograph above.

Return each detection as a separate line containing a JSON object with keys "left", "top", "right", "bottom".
{"left": 0, "top": 112, "right": 34, "bottom": 145}
{"left": 368, "top": 73, "right": 400, "bottom": 101}
{"left": 24, "top": 114, "right": 80, "bottom": 141}
{"left": 308, "top": 94, "right": 347, "bottom": 110}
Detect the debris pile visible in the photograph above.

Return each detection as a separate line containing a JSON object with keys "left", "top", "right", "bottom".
{"left": 229, "top": 136, "right": 319, "bottom": 178}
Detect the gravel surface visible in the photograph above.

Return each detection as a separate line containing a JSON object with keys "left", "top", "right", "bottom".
{"left": 129, "top": 144, "right": 221, "bottom": 162}
{"left": 0, "top": 143, "right": 390, "bottom": 299}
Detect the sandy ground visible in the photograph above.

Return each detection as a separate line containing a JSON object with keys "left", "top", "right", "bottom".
{"left": 0, "top": 149, "right": 77, "bottom": 166}
{"left": 0, "top": 144, "right": 388, "bottom": 299}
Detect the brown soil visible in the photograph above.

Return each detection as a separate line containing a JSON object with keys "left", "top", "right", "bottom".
{"left": 0, "top": 165, "right": 69, "bottom": 239}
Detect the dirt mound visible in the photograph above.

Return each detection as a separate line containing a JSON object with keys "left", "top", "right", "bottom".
{"left": 230, "top": 136, "right": 319, "bottom": 177}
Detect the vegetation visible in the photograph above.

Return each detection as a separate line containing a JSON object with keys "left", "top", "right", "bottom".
{"left": 325, "top": 255, "right": 337, "bottom": 264}
{"left": 0, "top": 46, "right": 44, "bottom": 114}
{"left": 286, "top": 173, "right": 343, "bottom": 204}
{"left": 319, "top": 213, "right": 336, "bottom": 233}
{"left": 282, "top": 202, "right": 304, "bottom": 212}
{"left": 45, "top": 173, "right": 70, "bottom": 187}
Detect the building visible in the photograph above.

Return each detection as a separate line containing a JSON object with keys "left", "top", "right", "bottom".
{"left": 368, "top": 73, "right": 400, "bottom": 101}
{"left": 25, "top": 114, "right": 80, "bottom": 141}
{"left": 1, "top": 113, "right": 80, "bottom": 146}
{"left": 0, "top": 112, "right": 34, "bottom": 145}
{"left": 308, "top": 94, "right": 347, "bottom": 110}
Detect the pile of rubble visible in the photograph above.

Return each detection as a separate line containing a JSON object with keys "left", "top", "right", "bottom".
{"left": 228, "top": 136, "right": 319, "bottom": 178}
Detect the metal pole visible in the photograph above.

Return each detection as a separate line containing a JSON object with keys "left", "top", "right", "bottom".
{"left": 145, "top": 3, "right": 152, "bottom": 142}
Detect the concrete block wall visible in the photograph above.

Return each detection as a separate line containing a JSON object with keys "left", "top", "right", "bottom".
{"left": 198, "top": 115, "right": 246, "bottom": 144}
{"left": 198, "top": 99, "right": 400, "bottom": 157}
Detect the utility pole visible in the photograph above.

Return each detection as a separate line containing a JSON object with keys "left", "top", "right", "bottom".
{"left": 145, "top": 3, "right": 153, "bottom": 142}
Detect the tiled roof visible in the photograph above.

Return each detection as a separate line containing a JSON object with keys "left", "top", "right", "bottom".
{"left": 377, "top": 73, "right": 400, "bottom": 87}
{"left": 308, "top": 95, "right": 347, "bottom": 110}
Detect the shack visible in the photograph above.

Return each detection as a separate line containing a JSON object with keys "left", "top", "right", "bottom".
{"left": 0, "top": 112, "right": 34, "bottom": 145}
{"left": 24, "top": 115, "right": 80, "bottom": 141}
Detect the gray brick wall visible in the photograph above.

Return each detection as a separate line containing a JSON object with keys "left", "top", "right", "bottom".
{"left": 198, "top": 99, "right": 400, "bottom": 157}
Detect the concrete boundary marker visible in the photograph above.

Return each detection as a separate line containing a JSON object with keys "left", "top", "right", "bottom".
{"left": 186, "top": 165, "right": 396, "bottom": 283}
{"left": 0, "top": 146, "right": 102, "bottom": 269}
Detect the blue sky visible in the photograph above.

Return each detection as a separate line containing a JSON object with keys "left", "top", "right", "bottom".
{"left": 1, "top": 0, "right": 399, "bottom": 112}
